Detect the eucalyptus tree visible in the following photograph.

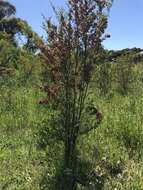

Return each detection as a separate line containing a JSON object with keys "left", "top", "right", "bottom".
{"left": 0, "top": 0, "right": 16, "bottom": 19}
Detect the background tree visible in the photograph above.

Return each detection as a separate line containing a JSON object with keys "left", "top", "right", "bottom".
{"left": 0, "top": 0, "right": 17, "bottom": 40}
{"left": 0, "top": 0, "right": 38, "bottom": 51}
{"left": 0, "top": 0, "right": 16, "bottom": 19}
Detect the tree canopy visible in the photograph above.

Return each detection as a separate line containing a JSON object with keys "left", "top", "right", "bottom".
{"left": 0, "top": 0, "right": 16, "bottom": 19}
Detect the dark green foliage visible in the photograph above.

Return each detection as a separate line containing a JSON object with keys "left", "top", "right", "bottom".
{"left": 0, "top": 0, "right": 16, "bottom": 19}
{"left": 0, "top": 0, "right": 39, "bottom": 51}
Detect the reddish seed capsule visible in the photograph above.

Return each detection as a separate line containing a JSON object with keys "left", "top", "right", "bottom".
{"left": 96, "top": 111, "right": 102, "bottom": 123}
{"left": 39, "top": 98, "right": 49, "bottom": 105}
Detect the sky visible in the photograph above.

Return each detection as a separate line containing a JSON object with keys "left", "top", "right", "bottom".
{"left": 9, "top": 0, "right": 143, "bottom": 50}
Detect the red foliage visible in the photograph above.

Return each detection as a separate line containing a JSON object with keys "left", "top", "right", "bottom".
{"left": 38, "top": 0, "right": 110, "bottom": 104}
{"left": 96, "top": 111, "right": 103, "bottom": 123}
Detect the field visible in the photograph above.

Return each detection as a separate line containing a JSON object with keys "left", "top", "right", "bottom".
{"left": 0, "top": 64, "right": 143, "bottom": 189}
{"left": 1, "top": 0, "right": 143, "bottom": 189}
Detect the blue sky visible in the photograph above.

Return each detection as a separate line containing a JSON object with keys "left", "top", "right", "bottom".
{"left": 10, "top": 0, "right": 143, "bottom": 50}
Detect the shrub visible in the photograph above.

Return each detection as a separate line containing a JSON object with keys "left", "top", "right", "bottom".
{"left": 96, "top": 62, "right": 112, "bottom": 96}
{"left": 115, "top": 55, "right": 134, "bottom": 95}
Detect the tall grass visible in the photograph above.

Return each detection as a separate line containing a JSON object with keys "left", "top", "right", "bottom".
{"left": 0, "top": 65, "right": 143, "bottom": 189}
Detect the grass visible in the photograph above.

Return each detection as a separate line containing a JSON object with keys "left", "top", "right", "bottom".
{"left": 0, "top": 74, "right": 143, "bottom": 189}
{"left": 80, "top": 87, "right": 143, "bottom": 189}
